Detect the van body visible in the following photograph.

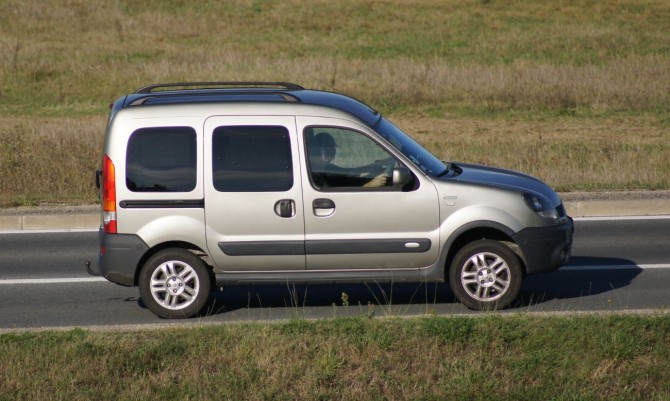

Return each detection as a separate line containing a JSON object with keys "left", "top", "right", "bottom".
{"left": 90, "top": 82, "right": 573, "bottom": 318}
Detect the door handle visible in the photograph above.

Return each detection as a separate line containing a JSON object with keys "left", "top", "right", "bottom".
{"left": 313, "top": 198, "right": 335, "bottom": 217}
{"left": 274, "top": 199, "right": 295, "bottom": 218}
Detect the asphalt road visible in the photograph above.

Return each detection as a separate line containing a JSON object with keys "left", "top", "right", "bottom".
{"left": 1, "top": 216, "right": 669, "bottom": 330}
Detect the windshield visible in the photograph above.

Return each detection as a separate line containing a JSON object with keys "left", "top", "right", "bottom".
{"left": 374, "top": 117, "right": 448, "bottom": 176}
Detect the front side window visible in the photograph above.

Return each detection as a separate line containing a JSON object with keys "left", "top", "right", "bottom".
{"left": 126, "top": 127, "right": 197, "bottom": 192}
{"left": 305, "top": 127, "right": 399, "bottom": 190}
{"left": 212, "top": 126, "right": 293, "bottom": 192}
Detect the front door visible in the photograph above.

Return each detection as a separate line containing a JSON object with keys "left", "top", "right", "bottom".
{"left": 204, "top": 116, "right": 305, "bottom": 271}
{"left": 298, "top": 117, "right": 441, "bottom": 270}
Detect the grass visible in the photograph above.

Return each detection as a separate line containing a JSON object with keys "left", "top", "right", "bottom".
{"left": 0, "top": 118, "right": 102, "bottom": 207}
{"left": 1, "top": 0, "right": 669, "bottom": 205}
{"left": 1, "top": 314, "right": 670, "bottom": 400}
{"left": 1, "top": 3, "right": 668, "bottom": 398}
{"left": 2, "top": 0, "right": 669, "bottom": 116}
{"left": 3, "top": 114, "right": 665, "bottom": 207}
{"left": 401, "top": 115, "right": 670, "bottom": 192}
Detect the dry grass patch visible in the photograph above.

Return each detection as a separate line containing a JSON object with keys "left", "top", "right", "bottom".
{"left": 1, "top": 0, "right": 669, "bottom": 205}
{"left": 1, "top": 0, "right": 670, "bottom": 116}
{"left": 0, "top": 117, "right": 104, "bottom": 207}
{"left": 386, "top": 114, "right": 669, "bottom": 191}
{"left": 1, "top": 114, "right": 667, "bottom": 207}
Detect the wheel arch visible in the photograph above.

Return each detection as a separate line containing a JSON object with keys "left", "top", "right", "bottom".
{"left": 134, "top": 241, "right": 213, "bottom": 286}
{"left": 441, "top": 221, "right": 527, "bottom": 281}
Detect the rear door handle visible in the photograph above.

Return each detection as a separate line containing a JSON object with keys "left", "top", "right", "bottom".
{"left": 313, "top": 198, "right": 335, "bottom": 217}
{"left": 274, "top": 199, "right": 295, "bottom": 218}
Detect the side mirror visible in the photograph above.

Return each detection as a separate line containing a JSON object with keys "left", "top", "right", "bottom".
{"left": 392, "top": 166, "right": 412, "bottom": 187}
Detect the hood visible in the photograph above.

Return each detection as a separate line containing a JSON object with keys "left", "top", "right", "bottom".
{"left": 437, "top": 162, "right": 561, "bottom": 204}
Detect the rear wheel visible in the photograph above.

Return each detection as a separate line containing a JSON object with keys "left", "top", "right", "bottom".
{"left": 138, "top": 249, "right": 211, "bottom": 319}
{"left": 449, "top": 240, "right": 523, "bottom": 311}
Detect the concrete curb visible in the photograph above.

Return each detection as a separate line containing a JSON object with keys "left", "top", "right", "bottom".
{"left": 1, "top": 196, "right": 669, "bottom": 231}
{"left": 0, "top": 214, "right": 100, "bottom": 231}
{"left": 564, "top": 198, "right": 670, "bottom": 218}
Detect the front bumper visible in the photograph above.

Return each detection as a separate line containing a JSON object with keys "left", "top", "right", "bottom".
{"left": 512, "top": 217, "right": 574, "bottom": 274}
{"left": 92, "top": 228, "right": 149, "bottom": 287}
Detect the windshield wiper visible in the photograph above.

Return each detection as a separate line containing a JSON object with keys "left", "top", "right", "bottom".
{"left": 436, "top": 161, "right": 461, "bottom": 177}
{"left": 434, "top": 161, "right": 452, "bottom": 177}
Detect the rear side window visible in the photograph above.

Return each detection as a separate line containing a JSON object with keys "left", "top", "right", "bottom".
{"left": 126, "top": 127, "right": 197, "bottom": 192}
{"left": 212, "top": 126, "right": 292, "bottom": 192}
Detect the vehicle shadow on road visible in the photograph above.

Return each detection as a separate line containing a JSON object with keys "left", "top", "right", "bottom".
{"left": 200, "top": 281, "right": 463, "bottom": 318}
{"left": 515, "top": 256, "right": 642, "bottom": 308}
{"left": 164, "top": 256, "right": 643, "bottom": 318}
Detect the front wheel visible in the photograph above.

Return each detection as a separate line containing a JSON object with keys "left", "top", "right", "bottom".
{"left": 449, "top": 240, "right": 523, "bottom": 311}
{"left": 139, "top": 249, "right": 211, "bottom": 319}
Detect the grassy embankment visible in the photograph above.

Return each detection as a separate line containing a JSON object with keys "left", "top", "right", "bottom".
{"left": 1, "top": 0, "right": 669, "bottom": 207}
{"left": 2, "top": 315, "right": 670, "bottom": 400}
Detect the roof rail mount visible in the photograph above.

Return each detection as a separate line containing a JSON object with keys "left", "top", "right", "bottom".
{"left": 135, "top": 82, "right": 305, "bottom": 94}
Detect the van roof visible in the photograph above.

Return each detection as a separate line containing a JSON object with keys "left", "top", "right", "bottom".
{"left": 111, "top": 82, "right": 381, "bottom": 126}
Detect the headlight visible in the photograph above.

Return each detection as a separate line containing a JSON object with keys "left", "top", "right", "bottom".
{"left": 523, "top": 192, "right": 559, "bottom": 220}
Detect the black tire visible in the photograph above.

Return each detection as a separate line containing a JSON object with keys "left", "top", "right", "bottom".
{"left": 449, "top": 240, "right": 523, "bottom": 311}
{"left": 138, "top": 248, "right": 211, "bottom": 319}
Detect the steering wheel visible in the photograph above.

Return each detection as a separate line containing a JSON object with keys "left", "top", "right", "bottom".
{"left": 359, "top": 157, "right": 396, "bottom": 179}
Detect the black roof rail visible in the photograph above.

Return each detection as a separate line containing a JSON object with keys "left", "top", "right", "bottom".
{"left": 134, "top": 82, "right": 305, "bottom": 94}
{"left": 127, "top": 91, "right": 301, "bottom": 106}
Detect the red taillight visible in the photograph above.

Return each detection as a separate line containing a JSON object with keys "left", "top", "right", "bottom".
{"left": 102, "top": 154, "right": 117, "bottom": 234}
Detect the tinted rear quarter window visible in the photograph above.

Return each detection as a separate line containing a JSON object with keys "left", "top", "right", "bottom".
{"left": 126, "top": 127, "right": 197, "bottom": 192}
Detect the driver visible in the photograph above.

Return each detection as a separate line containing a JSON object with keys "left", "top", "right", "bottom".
{"left": 308, "top": 132, "right": 390, "bottom": 188}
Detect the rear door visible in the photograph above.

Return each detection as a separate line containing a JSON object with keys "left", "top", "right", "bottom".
{"left": 204, "top": 116, "right": 305, "bottom": 271}
{"left": 298, "top": 117, "right": 441, "bottom": 270}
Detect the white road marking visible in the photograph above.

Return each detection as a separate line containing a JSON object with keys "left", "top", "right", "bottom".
{"left": 560, "top": 263, "right": 670, "bottom": 271}
{"left": 1, "top": 264, "right": 670, "bottom": 285}
{"left": 0, "top": 214, "right": 667, "bottom": 236}
{"left": 574, "top": 215, "right": 670, "bottom": 222}
{"left": 0, "top": 215, "right": 668, "bottom": 234}
{"left": 0, "top": 277, "right": 107, "bottom": 285}
{"left": 0, "top": 228, "right": 99, "bottom": 235}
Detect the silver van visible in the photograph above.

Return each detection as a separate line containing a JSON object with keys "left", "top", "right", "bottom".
{"left": 89, "top": 82, "right": 573, "bottom": 318}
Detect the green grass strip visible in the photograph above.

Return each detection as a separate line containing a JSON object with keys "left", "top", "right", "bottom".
{"left": 2, "top": 314, "right": 670, "bottom": 400}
